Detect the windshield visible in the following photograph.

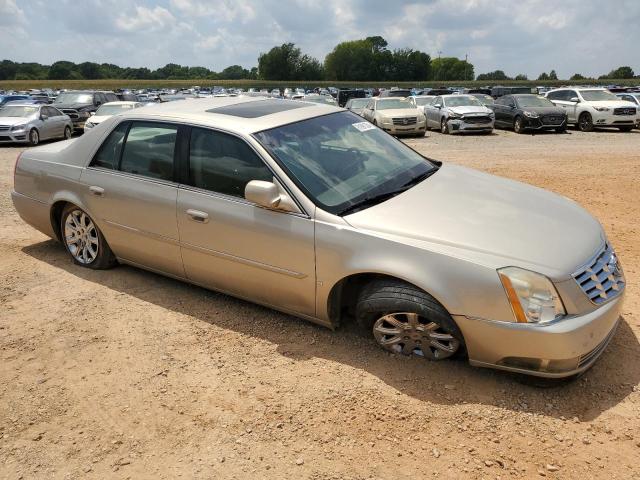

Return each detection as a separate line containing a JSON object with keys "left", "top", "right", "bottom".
{"left": 348, "top": 98, "right": 369, "bottom": 108}
{"left": 414, "top": 96, "right": 435, "bottom": 106}
{"left": 95, "top": 104, "right": 137, "bottom": 116}
{"left": 254, "top": 111, "right": 436, "bottom": 215}
{"left": 516, "top": 95, "right": 555, "bottom": 108}
{"left": 444, "top": 96, "right": 482, "bottom": 107}
{"left": 377, "top": 99, "right": 414, "bottom": 110}
{"left": 580, "top": 90, "right": 619, "bottom": 102}
{"left": 0, "top": 106, "right": 39, "bottom": 117}
{"left": 54, "top": 93, "right": 93, "bottom": 104}
{"left": 305, "top": 96, "right": 336, "bottom": 105}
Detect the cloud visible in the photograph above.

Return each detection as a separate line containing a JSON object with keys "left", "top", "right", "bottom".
{"left": 3, "top": 0, "right": 640, "bottom": 78}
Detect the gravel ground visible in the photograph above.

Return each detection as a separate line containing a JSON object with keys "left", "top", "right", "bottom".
{"left": 1, "top": 127, "right": 639, "bottom": 479}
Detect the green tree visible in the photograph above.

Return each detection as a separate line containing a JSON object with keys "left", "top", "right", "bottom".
{"left": 603, "top": 66, "right": 634, "bottom": 79}
{"left": 570, "top": 73, "right": 586, "bottom": 81}
{"left": 48, "top": 60, "right": 80, "bottom": 80}
{"left": 431, "top": 57, "right": 474, "bottom": 81}
{"left": 0, "top": 60, "right": 18, "bottom": 80}
{"left": 219, "top": 65, "right": 249, "bottom": 79}
{"left": 548, "top": 70, "right": 558, "bottom": 80}
{"left": 476, "top": 70, "right": 510, "bottom": 81}
{"left": 514, "top": 74, "right": 528, "bottom": 81}
{"left": 258, "top": 43, "right": 323, "bottom": 80}
{"left": 99, "top": 63, "right": 123, "bottom": 78}
{"left": 537, "top": 72, "right": 550, "bottom": 81}
{"left": 77, "top": 62, "right": 103, "bottom": 79}
{"left": 188, "top": 66, "right": 212, "bottom": 78}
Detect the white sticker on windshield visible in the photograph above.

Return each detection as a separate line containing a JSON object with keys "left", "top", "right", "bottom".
{"left": 352, "top": 121, "right": 376, "bottom": 132}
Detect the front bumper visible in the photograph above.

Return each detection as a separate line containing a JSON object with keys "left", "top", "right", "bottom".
{"left": 0, "top": 130, "right": 29, "bottom": 143}
{"left": 454, "top": 292, "right": 624, "bottom": 378}
{"left": 522, "top": 116, "right": 567, "bottom": 130}
{"left": 447, "top": 118, "right": 494, "bottom": 133}
{"left": 381, "top": 121, "right": 426, "bottom": 135}
{"left": 590, "top": 110, "right": 638, "bottom": 127}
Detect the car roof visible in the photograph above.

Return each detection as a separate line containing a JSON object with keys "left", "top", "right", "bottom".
{"left": 101, "top": 101, "right": 141, "bottom": 106}
{"left": 117, "top": 96, "right": 343, "bottom": 135}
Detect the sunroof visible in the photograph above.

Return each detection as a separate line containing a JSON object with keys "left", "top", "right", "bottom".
{"left": 207, "top": 99, "right": 310, "bottom": 118}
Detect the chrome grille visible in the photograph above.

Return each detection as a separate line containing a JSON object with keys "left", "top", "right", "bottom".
{"left": 613, "top": 107, "right": 636, "bottom": 116}
{"left": 463, "top": 115, "right": 491, "bottom": 124}
{"left": 0, "top": 125, "right": 10, "bottom": 131}
{"left": 61, "top": 109, "right": 80, "bottom": 120}
{"left": 541, "top": 115, "right": 564, "bottom": 125}
{"left": 573, "top": 244, "right": 625, "bottom": 305}
{"left": 392, "top": 117, "right": 417, "bottom": 126}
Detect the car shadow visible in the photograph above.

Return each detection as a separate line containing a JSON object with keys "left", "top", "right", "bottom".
{"left": 22, "top": 239, "right": 640, "bottom": 422}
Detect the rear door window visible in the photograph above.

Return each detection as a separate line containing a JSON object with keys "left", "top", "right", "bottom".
{"left": 119, "top": 122, "right": 178, "bottom": 181}
{"left": 89, "top": 121, "right": 129, "bottom": 170}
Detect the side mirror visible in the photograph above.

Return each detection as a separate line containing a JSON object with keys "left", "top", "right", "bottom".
{"left": 569, "top": 97, "right": 580, "bottom": 103}
{"left": 40, "top": 114, "right": 48, "bottom": 120}
{"left": 245, "top": 180, "right": 298, "bottom": 213}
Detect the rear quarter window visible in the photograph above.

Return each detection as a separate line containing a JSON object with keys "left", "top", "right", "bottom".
{"left": 89, "top": 122, "right": 129, "bottom": 170}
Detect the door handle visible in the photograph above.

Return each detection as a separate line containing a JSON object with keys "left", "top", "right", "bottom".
{"left": 186, "top": 209, "right": 209, "bottom": 223}
{"left": 89, "top": 186, "right": 104, "bottom": 196}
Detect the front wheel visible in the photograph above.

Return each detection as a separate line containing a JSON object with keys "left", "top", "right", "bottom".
{"left": 356, "top": 279, "right": 464, "bottom": 360}
{"left": 61, "top": 205, "right": 117, "bottom": 269}
{"left": 578, "top": 112, "right": 594, "bottom": 132}
{"left": 440, "top": 117, "right": 449, "bottom": 134}
{"left": 513, "top": 116, "right": 525, "bottom": 134}
{"left": 63, "top": 126, "right": 72, "bottom": 139}
{"left": 28, "top": 128, "right": 39, "bottom": 146}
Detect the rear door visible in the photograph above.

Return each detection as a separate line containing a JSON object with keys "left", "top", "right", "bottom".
{"left": 45, "top": 106, "right": 65, "bottom": 137}
{"left": 80, "top": 120, "right": 185, "bottom": 277}
{"left": 176, "top": 126, "right": 316, "bottom": 316}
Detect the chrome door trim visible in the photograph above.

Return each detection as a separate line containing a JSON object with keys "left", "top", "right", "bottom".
{"left": 103, "top": 219, "right": 181, "bottom": 246}
{"left": 180, "top": 240, "right": 308, "bottom": 279}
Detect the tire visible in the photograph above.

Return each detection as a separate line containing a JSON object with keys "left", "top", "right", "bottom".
{"left": 28, "top": 128, "right": 39, "bottom": 146}
{"left": 513, "top": 116, "right": 525, "bottom": 134}
{"left": 578, "top": 112, "right": 594, "bottom": 132}
{"left": 63, "top": 126, "right": 72, "bottom": 140}
{"left": 618, "top": 126, "right": 633, "bottom": 132}
{"left": 356, "top": 279, "right": 464, "bottom": 360}
{"left": 60, "top": 204, "right": 117, "bottom": 269}
{"left": 440, "top": 117, "right": 449, "bottom": 134}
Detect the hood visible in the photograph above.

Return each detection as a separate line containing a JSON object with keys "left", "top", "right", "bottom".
{"left": 52, "top": 102, "right": 93, "bottom": 110}
{"left": 344, "top": 163, "right": 604, "bottom": 278}
{"left": 0, "top": 116, "right": 34, "bottom": 126}
{"left": 518, "top": 106, "right": 565, "bottom": 115}
{"left": 586, "top": 100, "right": 637, "bottom": 109}
{"left": 378, "top": 108, "right": 422, "bottom": 118}
{"left": 447, "top": 105, "right": 492, "bottom": 115}
{"left": 88, "top": 115, "right": 110, "bottom": 123}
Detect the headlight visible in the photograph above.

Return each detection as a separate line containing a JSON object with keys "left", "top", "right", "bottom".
{"left": 84, "top": 122, "right": 94, "bottom": 129}
{"left": 523, "top": 111, "right": 539, "bottom": 118}
{"left": 594, "top": 107, "right": 609, "bottom": 112}
{"left": 418, "top": 114, "right": 426, "bottom": 122}
{"left": 498, "top": 267, "right": 566, "bottom": 324}
{"left": 11, "top": 124, "right": 27, "bottom": 131}
{"left": 448, "top": 112, "right": 463, "bottom": 119}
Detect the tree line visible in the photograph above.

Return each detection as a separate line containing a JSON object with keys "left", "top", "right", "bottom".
{"left": 0, "top": 36, "right": 635, "bottom": 82}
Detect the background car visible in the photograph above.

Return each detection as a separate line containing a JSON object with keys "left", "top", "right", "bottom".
{"left": 84, "top": 101, "right": 144, "bottom": 130}
{"left": 361, "top": 97, "right": 426, "bottom": 136}
{"left": 491, "top": 94, "right": 567, "bottom": 133}
{"left": 344, "top": 97, "right": 369, "bottom": 116}
{"left": 409, "top": 95, "right": 435, "bottom": 115}
{"left": 0, "top": 94, "right": 30, "bottom": 107}
{"left": 616, "top": 92, "right": 640, "bottom": 127}
{"left": 53, "top": 90, "right": 119, "bottom": 131}
{"left": 425, "top": 94, "right": 495, "bottom": 134}
{"left": 470, "top": 93, "right": 495, "bottom": 106}
{"left": 302, "top": 94, "right": 338, "bottom": 106}
{"left": 545, "top": 88, "right": 638, "bottom": 132}
{"left": 0, "top": 103, "right": 72, "bottom": 145}
{"left": 378, "top": 88, "right": 411, "bottom": 98}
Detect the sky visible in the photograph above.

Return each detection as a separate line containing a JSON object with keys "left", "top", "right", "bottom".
{"left": 2, "top": 0, "right": 639, "bottom": 78}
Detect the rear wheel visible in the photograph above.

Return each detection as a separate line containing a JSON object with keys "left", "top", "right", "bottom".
{"left": 63, "top": 126, "right": 72, "bottom": 139}
{"left": 440, "top": 117, "right": 449, "bottom": 134}
{"left": 356, "top": 279, "right": 464, "bottom": 360}
{"left": 28, "top": 128, "right": 39, "bottom": 146}
{"left": 578, "top": 112, "right": 594, "bottom": 132}
{"left": 60, "top": 204, "right": 117, "bottom": 269}
{"left": 513, "top": 116, "right": 525, "bottom": 134}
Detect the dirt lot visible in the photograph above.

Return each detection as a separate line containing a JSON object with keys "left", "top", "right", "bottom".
{"left": 1, "top": 128, "right": 639, "bottom": 479}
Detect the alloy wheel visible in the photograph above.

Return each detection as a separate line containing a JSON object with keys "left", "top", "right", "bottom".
{"left": 372, "top": 312, "right": 460, "bottom": 360}
{"left": 440, "top": 118, "right": 448, "bottom": 134}
{"left": 29, "top": 129, "right": 39, "bottom": 145}
{"left": 64, "top": 209, "right": 99, "bottom": 264}
{"left": 64, "top": 127, "right": 71, "bottom": 139}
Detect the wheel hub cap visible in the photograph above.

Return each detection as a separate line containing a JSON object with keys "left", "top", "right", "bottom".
{"left": 64, "top": 210, "right": 99, "bottom": 264}
{"left": 372, "top": 312, "right": 460, "bottom": 360}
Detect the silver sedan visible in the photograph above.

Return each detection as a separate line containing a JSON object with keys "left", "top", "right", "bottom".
{"left": 0, "top": 103, "right": 72, "bottom": 145}
{"left": 11, "top": 97, "right": 624, "bottom": 379}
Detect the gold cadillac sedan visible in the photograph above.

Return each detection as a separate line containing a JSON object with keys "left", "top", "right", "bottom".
{"left": 12, "top": 97, "right": 624, "bottom": 379}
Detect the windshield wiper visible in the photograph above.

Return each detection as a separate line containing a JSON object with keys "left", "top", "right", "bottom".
{"left": 339, "top": 168, "right": 438, "bottom": 216}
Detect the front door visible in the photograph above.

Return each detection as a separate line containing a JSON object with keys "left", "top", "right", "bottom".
{"left": 176, "top": 127, "right": 316, "bottom": 316}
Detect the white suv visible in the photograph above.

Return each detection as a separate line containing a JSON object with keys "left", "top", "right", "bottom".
{"left": 545, "top": 88, "right": 638, "bottom": 132}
